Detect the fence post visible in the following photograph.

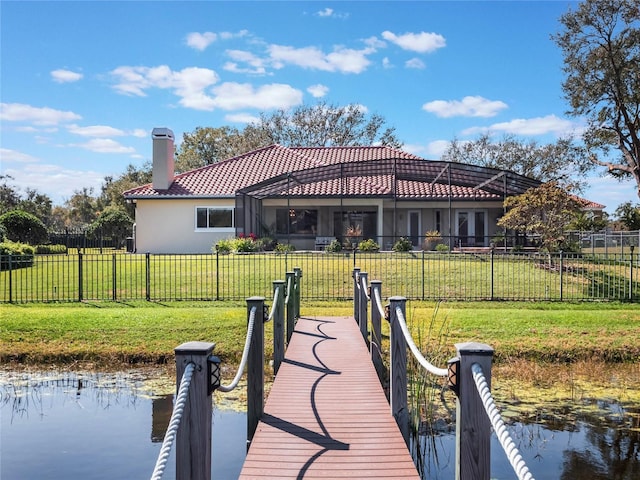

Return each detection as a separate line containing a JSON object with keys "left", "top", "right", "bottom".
{"left": 78, "top": 252, "right": 83, "bottom": 302}
{"left": 175, "top": 341, "right": 215, "bottom": 480}
{"left": 293, "top": 267, "right": 302, "bottom": 319}
{"left": 285, "top": 271, "right": 295, "bottom": 344}
{"left": 112, "top": 253, "right": 117, "bottom": 301}
{"left": 370, "top": 280, "right": 385, "bottom": 385}
{"left": 559, "top": 250, "right": 564, "bottom": 301}
{"left": 352, "top": 267, "right": 361, "bottom": 324}
{"left": 145, "top": 253, "right": 151, "bottom": 301}
{"left": 215, "top": 250, "right": 220, "bottom": 301}
{"left": 388, "top": 296, "right": 409, "bottom": 446}
{"left": 247, "top": 296, "right": 265, "bottom": 448}
{"left": 490, "top": 248, "right": 494, "bottom": 300}
{"left": 630, "top": 246, "right": 635, "bottom": 301}
{"left": 272, "top": 280, "right": 285, "bottom": 374}
{"left": 358, "top": 271, "right": 368, "bottom": 342}
{"left": 452, "top": 342, "right": 494, "bottom": 480}
{"left": 7, "top": 254, "right": 13, "bottom": 303}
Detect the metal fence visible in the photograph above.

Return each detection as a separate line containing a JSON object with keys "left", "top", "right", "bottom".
{"left": 1, "top": 250, "right": 637, "bottom": 303}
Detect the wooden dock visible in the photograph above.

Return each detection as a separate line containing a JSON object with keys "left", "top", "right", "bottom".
{"left": 238, "top": 315, "right": 420, "bottom": 479}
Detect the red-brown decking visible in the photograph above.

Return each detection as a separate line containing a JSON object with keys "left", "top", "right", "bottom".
{"left": 238, "top": 315, "right": 420, "bottom": 479}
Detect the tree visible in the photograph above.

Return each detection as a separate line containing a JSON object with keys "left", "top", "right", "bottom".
{"left": 0, "top": 210, "right": 48, "bottom": 245}
{"left": 175, "top": 102, "right": 403, "bottom": 170}
{"left": 442, "top": 134, "right": 592, "bottom": 192}
{"left": 86, "top": 206, "right": 134, "bottom": 248}
{"left": 498, "top": 182, "right": 582, "bottom": 252}
{"left": 614, "top": 201, "right": 640, "bottom": 230}
{"left": 0, "top": 175, "right": 20, "bottom": 214}
{"left": 100, "top": 163, "right": 151, "bottom": 216}
{"left": 64, "top": 188, "right": 99, "bottom": 229}
{"left": 554, "top": 0, "right": 640, "bottom": 198}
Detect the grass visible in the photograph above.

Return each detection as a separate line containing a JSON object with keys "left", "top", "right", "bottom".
{"left": 1, "top": 300, "right": 638, "bottom": 368}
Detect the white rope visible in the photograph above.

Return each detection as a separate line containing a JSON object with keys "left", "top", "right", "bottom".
{"left": 150, "top": 362, "right": 196, "bottom": 480}
{"left": 373, "top": 287, "right": 386, "bottom": 318}
{"left": 395, "top": 306, "right": 448, "bottom": 377}
{"left": 217, "top": 306, "right": 257, "bottom": 393}
{"left": 361, "top": 276, "right": 370, "bottom": 300}
{"left": 355, "top": 272, "right": 361, "bottom": 290}
{"left": 267, "top": 286, "right": 280, "bottom": 322}
{"left": 284, "top": 276, "right": 292, "bottom": 305}
{"left": 471, "top": 363, "right": 536, "bottom": 480}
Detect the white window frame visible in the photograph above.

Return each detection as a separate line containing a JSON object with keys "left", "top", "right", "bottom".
{"left": 194, "top": 206, "right": 235, "bottom": 233}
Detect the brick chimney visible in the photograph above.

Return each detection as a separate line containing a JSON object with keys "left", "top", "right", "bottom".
{"left": 152, "top": 128, "right": 175, "bottom": 191}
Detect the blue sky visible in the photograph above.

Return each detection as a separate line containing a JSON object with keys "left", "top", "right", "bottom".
{"left": 1, "top": 0, "right": 637, "bottom": 212}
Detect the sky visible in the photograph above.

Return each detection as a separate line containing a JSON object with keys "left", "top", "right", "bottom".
{"left": 1, "top": 0, "right": 637, "bottom": 213}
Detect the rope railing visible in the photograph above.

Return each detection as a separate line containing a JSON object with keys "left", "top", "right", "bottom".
{"left": 472, "top": 362, "right": 535, "bottom": 480}
{"left": 267, "top": 286, "right": 280, "bottom": 322}
{"left": 395, "top": 305, "right": 448, "bottom": 377}
{"left": 361, "top": 275, "right": 370, "bottom": 300}
{"left": 217, "top": 305, "right": 257, "bottom": 393}
{"left": 150, "top": 361, "right": 196, "bottom": 480}
{"left": 373, "top": 287, "right": 385, "bottom": 319}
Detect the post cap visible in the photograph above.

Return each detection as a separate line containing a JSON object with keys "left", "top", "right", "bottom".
{"left": 175, "top": 341, "right": 215, "bottom": 355}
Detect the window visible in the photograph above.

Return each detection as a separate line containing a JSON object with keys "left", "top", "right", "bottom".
{"left": 195, "top": 207, "right": 233, "bottom": 229}
{"left": 276, "top": 209, "right": 317, "bottom": 234}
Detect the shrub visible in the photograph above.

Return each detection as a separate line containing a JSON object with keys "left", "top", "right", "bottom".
{"left": 392, "top": 237, "right": 413, "bottom": 252}
{"left": 0, "top": 210, "right": 48, "bottom": 245}
{"left": 214, "top": 238, "right": 233, "bottom": 254}
{"left": 0, "top": 241, "right": 35, "bottom": 270}
{"left": 275, "top": 243, "right": 295, "bottom": 253}
{"left": 435, "top": 243, "right": 449, "bottom": 253}
{"left": 35, "top": 244, "right": 68, "bottom": 254}
{"left": 234, "top": 237, "right": 258, "bottom": 252}
{"left": 325, "top": 239, "right": 342, "bottom": 252}
{"left": 87, "top": 207, "right": 134, "bottom": 248}
{"left": 357, "top": 239, "right": 380, "bottom": 252}
{"left": 423, "top": 230, "right": 442, "bottom": 250}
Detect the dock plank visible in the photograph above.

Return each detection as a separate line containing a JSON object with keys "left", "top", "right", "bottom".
{"left": 238, "top": 315, "right": 420, "bottom": 479}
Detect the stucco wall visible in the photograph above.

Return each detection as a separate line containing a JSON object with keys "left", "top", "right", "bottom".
{"left": 134, "top": 198, "right": 235, "bottom": 254}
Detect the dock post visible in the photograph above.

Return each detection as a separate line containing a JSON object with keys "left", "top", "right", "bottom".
{"left": 352, "top": 267, "right": 361, "bottom": 324}
{"left": 369, "top": 280, "right": 385, "bottom": 384}
{"left": 358, "top": 271, "right": 368, "bottom": 342}
{"left": 293, "top": 267, "right": 302, "bottom": 319}
{"left": 175, "top": 341, "right": 215, "bottom": 480}
{"left": 285, "top": 272, "right": 295, "bottom": 344}
{"left": 452, "top": 342, "right": 494, "bottom": 480}
{"left": 272, "top": 280, "right": 285, "bottom": 374}
{"left": 388, "top": 296, "right": 409, "bottom": 446}
{"left": 247, "top": 296, "right": 265, "bottom": 448}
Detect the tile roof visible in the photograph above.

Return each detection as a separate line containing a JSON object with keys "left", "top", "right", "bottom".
{"left": 122, "top": 144, "right": 601, "bottom": 208}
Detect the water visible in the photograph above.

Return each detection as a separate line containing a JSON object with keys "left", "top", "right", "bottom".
{"left": 0, "top": 370, "right": 247, "bottom": 480}
{"left": 1, "top": 369, "right": 639, "bottom": 480}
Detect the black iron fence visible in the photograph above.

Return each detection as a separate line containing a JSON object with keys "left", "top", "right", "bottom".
{"left": 1, "top": 250, "right": 637, "bottom": 303}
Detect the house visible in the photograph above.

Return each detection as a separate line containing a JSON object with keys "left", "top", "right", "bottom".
{"left": 123, "top": 128, "right": 600, "bottom": 254}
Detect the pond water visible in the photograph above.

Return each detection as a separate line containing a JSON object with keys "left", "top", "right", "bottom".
{"left": 1, "top": 368, "right": 639, "bottom": 480}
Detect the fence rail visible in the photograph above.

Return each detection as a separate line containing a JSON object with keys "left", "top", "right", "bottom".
{"left": 1, "top": 250, "right": 637, "bottom": 303}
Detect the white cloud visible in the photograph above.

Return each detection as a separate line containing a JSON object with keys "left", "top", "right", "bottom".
{"left": 317, "top": 7, "right": 334, "bottom": 17}
{"left": 110, "top": 65, "right": 219, "bottom": 110}
{"left": 405, "top": 58, "right": 425, "bottom": 69}
{"left": 0, "top": 103, "right": 81, "bottom": 125}
{"left": 426, "top": 140, "right": 450, "bottom": 157}
{"left": 186, "top": 32, "right": 217, "bottom": 51}
{"left": 225, "top": 112, "right": 260, "bottom": 124}
{"left": 463, "top": 114, "right": 577, "bottom": 136}
{"left": 210, "top": 82, "right": 303, "bottom": 110}
{"left": 423, "top": 96, "right": 508, "bottom": 118}
{"left": 68, "top": 124, "right": 126, "bottom": 137}
{"left": 224, "top": 50, "right": 268, "bottom": 75}
{"left": 71, "top": 138, "right": 136, "bottom": 154}
{"left": 0, "top": 148, "right": 39, "bottom": 163}
{"left": 268, "top": 44, "right": 372, "bottom": 74}
{"left": 130, "top": 129, "right": 148, "bottom": 138}
{"left": 381, "top": 31, "right": 446, "bottom": 53}
{"left": 382, "top": 57, "right": 393, "bottom": 69}
{"left": 51, "top": 69, "right": 83, "bottom": 83}
{"left": 307, "top": 84, "right": 329, "bottom": 98}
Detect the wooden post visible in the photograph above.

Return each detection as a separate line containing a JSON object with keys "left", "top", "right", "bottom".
{"left": 175, "top": 341, "right": 215, "bottom": 480}
{"left": 453, "top": 342, "right": 494, "bottom": 480}
{"left": 358, "top": 271, "right": 368, "bottom": 342}
{"left": 388, "top": 296, "right": 409, "bottom": 446}
{"left": 272, "top": 280, "right": 285, "bottom": 375}
{"left": 285, "top": 272, "right": 295, "bottom": 344}
{"left": 352, "top": 267, "right": 361, "bottom": 324}
{"left": 370, "top": 280, "right": 385, "bottom": 384}
{"left": 293, "top": 267, "right": 302, "bottom": 319}
{"left": 247, "top": 296, "right": 265, "bottom": 448}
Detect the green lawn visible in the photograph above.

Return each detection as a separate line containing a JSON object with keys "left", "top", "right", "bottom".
{"left": 2, "top": 301, "right": 638, "bottom": 368}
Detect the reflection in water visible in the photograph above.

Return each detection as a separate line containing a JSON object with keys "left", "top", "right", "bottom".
{"left": 0, "top": 370, "right": 246, "bottom": 480}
